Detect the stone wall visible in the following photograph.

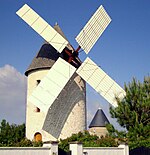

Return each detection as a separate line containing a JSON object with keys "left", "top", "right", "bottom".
{"left": 0, "top": 148, "right": 50, "bottom": 155}
{"left": 0, "top": 142, "right": 129, "bottom": 155}
{"left": 26, "top": 69, "right": 56, "bottom": 141}
{"left": 70, "top": 142, "right": 129, "bottom": 155}
{"left": 89, "top": 127, "right": 108, "bottom": 137}
{"left": 0, "top": 142, "right": 58, "bottom": 155}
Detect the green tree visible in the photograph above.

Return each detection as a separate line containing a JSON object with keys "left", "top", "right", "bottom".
{"left": 0, "top": 119, "right": 25, "bottom": 146}
{"left": 0, "top": 119, "right": 43, "bottom": 147}
{"left": 109, "top": 76, "right": 150, "bottom": 149}
{"left": 106, "top": 124, "right": 126, "bottom": 140}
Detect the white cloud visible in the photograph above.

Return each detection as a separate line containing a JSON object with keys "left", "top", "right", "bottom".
{"left": 0, "top": 64, "right": 27, "bottom": 124}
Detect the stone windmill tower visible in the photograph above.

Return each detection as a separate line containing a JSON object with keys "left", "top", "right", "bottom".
{"left": 25, "top": 24, "right": 86, "bottom": 142}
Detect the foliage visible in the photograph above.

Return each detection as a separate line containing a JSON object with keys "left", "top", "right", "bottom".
{"left": 0, "top": 119, "right": 42, "bottom": 147}
{"left": 128, "top": 139, "right": 150, "bottom": 150}
{"left": 32, "top": 140, "right": 43, "bottom": 147}
{"left": 59, "top": 130, "right": 118, "bottom": 152}
{"left": 15, "top": 138, "right": 33, "bottom": 147}
{"left": 106, "top": 124, "right": 127, "bottom": 142}
{"left": 109, "top": 76, "right": 150, "bottom": 149}
{"left": 0, "top": 119, "right": 25, "bottom": 146}
{"left": 106, "top": 124, "right": 150, "bottom": 150}
{"left": 15, "top": 138, "right": 43, "bottom": 147}
{"left": 110, "top": 77, "right": 150, "bottom": 130}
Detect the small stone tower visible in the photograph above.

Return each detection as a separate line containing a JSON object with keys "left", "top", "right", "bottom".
{"left": 89, "top": 108, "right": 109, "bottom": 137}
{"left": 25, "top": 25, "right": 86, "bottom": 142}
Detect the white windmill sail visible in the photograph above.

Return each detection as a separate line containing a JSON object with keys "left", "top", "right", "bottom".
{"left": 76, "top": 57, "right": 126, "bottom": 107}
{"left": 16, "top": 4, "right": 68, "bottom": 53}
{"left": 75, "top": 5, "right": 111, "bottom": 54}
{"left": 28, "top": 57, "right": 76, "bottom": 113}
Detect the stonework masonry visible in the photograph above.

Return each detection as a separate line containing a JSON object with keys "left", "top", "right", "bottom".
{"left": 89, "top": 126, "right": 108, "bottom": 137}
{"left": 43, "top": 73, "right": 86, "bottom": 139}
{"left": 26, "top": 69, "right": 56, "bottom": 141}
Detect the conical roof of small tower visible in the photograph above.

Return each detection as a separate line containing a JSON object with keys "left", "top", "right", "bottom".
{"left": 89, "top": 108, "right": 110, "bottom": 128}
{"left": 25, "top": 24, "right": 68, "bottom": 76}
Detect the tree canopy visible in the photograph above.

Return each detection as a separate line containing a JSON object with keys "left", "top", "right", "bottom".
{"left": 0, "top": 119, "right": 42, "bottom": 147}
{"left": 0, "top": 119, "right": 25, "bottom": 146}
{"left": 109, "top": 76, "right": 150, "bottom": 149}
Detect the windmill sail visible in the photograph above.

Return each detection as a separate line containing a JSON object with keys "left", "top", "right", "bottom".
{"left": 75, "top": 5, "right": 111, "bottom": 54}
{"left": 76, "top": 57, "right": 126, "bottom": 107}
{"left": 28, "top": 57, "right": 76, "bottom": 113}
{"left": 16, "top": 4, "right": 68, "bottom": 53}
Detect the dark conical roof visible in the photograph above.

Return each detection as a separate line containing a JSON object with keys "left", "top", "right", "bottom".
{"left": 89, "top": 108, "right": 110, "bottom": 128}
{"left": 25, "top": 24, "right": 68, "bottom": 76}
{"left": 25, "top": 43, "right": 59, "bottom": 76}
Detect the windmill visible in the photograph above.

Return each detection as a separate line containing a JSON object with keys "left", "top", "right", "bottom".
{"left": 16, "top": 4, "right": 126, "bottom": 139}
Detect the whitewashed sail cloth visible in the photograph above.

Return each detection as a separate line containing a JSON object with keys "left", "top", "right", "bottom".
{"left": 16, "top": 4, "right": 68, "bottom": 53}
{"left": 76, "top": 57, "right": 126, "bottom": 107}
{"left": 75, "top": 5, "right": 111, "bottom": 54}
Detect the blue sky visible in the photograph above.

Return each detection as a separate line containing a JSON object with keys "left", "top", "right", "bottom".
{"left": 0, "top": 0, "right": 150, "bottom": 128}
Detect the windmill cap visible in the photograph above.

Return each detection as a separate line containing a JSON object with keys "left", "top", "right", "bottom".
{"left": 25, "top": 24, "right": 67, "bottom": 76}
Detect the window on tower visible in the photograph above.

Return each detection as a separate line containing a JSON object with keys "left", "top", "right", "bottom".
{"left": 37, "top": 80, "right": 41, "bottom": 85}
{"left": 35, "top": 107, "right": 40, "bottom": 112}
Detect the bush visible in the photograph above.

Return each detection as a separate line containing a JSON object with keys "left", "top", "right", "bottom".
{"left": 59, "top": 131, "right": 118, "bottom": 152}
{"left": 15, "top": 138, "right": 43, "bottom": 147}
